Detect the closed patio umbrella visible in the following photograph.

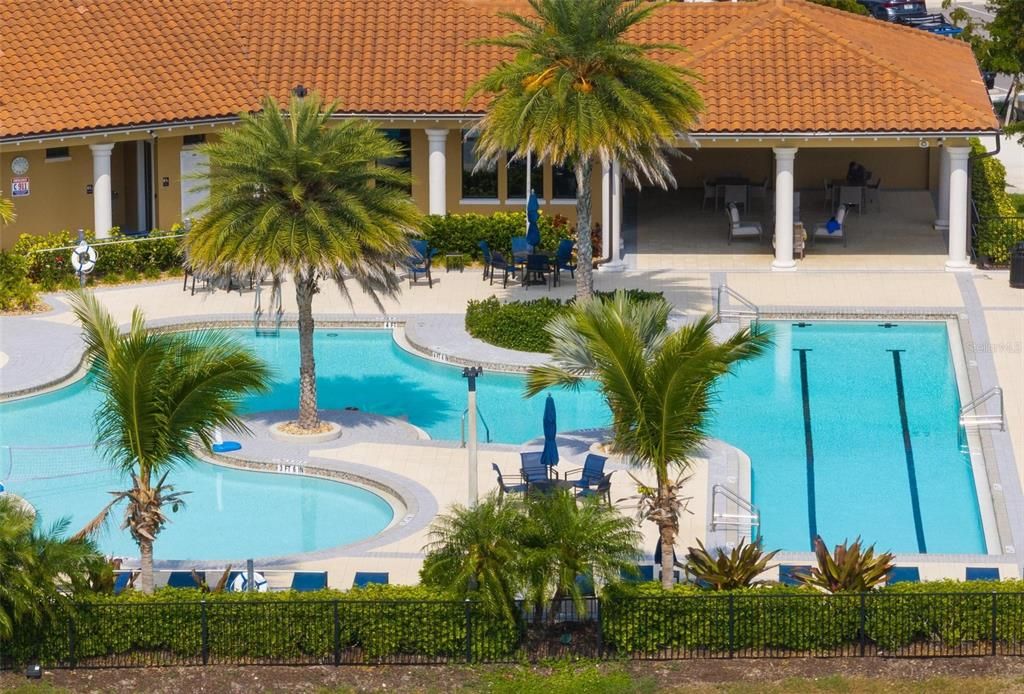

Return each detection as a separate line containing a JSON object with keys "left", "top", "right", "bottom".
{"left": 526, "top": 190, "right": 541, "bottom": 252}
{"left": 540, "top": 394, "right": 559, "bottom": 468}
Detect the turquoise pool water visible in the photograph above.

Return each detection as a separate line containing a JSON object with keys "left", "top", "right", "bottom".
{"left": 0, "top": 323, "right": 986, "bottom": 557}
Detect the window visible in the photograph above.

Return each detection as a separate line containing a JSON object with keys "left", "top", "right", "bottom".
{"left": 506, "top": 154, "right": 544, "bottom": 200}
{"left": 551, "top": 163, "right": 577, "bottom": 199}
{"left": 379, "top": 129, "right": 411, "bottom": 172}
{"left": 182, "top": 134, "right": 206, "bottom": 146}
{"left": 44, "top": 146, "right": 70, "bottom": 161}
{"left": 461, "top": 131, "right": 498, "bottom": 199}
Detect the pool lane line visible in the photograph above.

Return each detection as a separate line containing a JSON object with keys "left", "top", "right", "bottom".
{"left": 888, "top": 349, "right": 927, "bottom": 554}
{"left": 795, "top": 348, "right": 818, "bottom": 550}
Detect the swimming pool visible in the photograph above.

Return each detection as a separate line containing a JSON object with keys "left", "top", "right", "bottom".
{"left": 0, "top": 322, "right": 986, "bottom": 557}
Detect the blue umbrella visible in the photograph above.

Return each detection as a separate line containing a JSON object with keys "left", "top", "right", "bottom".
{"left": 540, "top": 394, "right": 559, "bottom": 467}
{"left": 526, "top": 189, "right": 541, "bottom": 251}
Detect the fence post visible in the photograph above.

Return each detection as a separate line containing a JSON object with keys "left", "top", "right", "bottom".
{"left": 200, "top": 600, "right": 209, "bottom": 665}
{"left": 727, "top": 594, "right": 735, "bottom": 658}
{"left": 464, "top": 599, "right": 473, "bottom": 664}
{"left": 333, "top": 601, "right": 341, "bottom": 666}
{"left": 991, "top": 591, "right": 998, "bottom": 656}
{"left": 859, "top": 593, "right": 867, "bottom": 657}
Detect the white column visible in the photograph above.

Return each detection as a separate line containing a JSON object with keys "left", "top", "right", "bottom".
{"left": 771, "top": 147, "right": 798, "bottom": 271}
{"left": 424, "top": 129, "right": 449, "bottom": 216}
{"left": 600, "top": 158, "right": 611, "bottom": 261}
{"left": 945, "top": 145, "right": 972, "bottom": 270}
{"left": 603, "top": 158, "right": 625, "bottom": 270}
{"left": 90, "top": 143, "right": 115, "bottom": 238}
{"left": 934, "top": 145, "right": 951, "bottom": 230}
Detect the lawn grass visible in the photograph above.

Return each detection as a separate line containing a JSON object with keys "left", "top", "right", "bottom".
{"left": 1010, "top": 192, "right": 1024, "bottom": 214}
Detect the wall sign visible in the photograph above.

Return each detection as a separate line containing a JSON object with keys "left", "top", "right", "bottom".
{"left": 11, "top": 176, "right": 29, "bottom": 197}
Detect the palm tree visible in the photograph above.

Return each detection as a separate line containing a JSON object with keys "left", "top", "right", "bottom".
{"left": 469, "top": 0, "right": 703, "bottom": 299}
{"left": 525, "top": 291, "right": 770, "bottom": 588}
{"left": 69, "top": 291, "right": 271, "bottom": 593}
{"left": 0, "top": 197, "right": 15, "bottom": 225}
{"left": 184, "top": 93, "right": 421, "bottom": 431}
{"left": 420, "top": 494, "right": 523, "bottom": 621}
{"left": 0, "top": 496, "right": 100, "bottom": 641}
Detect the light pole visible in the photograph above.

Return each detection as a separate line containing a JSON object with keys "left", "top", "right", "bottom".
{"left": 462, "top": 366, "right": 483, "bottom": 506}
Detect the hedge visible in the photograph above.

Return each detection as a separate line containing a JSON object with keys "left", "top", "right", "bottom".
{"left": 465, "top": 290, "right": 667, "bottom": 354}
{"left": 0, "top": 250, "right": 39, "bottom": 311}
{"left": 970, "top": 139, "right": 1022, "bottom": 263}
{"left": 422, "top": 212, "right": 573, "bottom": 260}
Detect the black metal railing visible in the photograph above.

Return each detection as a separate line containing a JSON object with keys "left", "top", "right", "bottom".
{"left": 972, "top": 216, "right": 1024, "bottom": 263}
{"left": 4, "top": 592, "right": 1024, "bottom": 668}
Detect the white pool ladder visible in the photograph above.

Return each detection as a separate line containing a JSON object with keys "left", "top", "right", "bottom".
{"left": 714, "top": 285, "right": 759, "bottom": 327}
{"left": 710, "top": 484, "right": 761, "bottom": 540}
{"left": 254, "top": 276, "right": 283, "bottom": 337}
{"left": 960, "top": 387, "right": 1005, "bottom": 431}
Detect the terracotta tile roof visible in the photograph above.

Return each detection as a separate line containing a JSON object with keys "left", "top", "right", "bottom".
{"left": 0, "top": 0, "right": 997, "bottom": 139}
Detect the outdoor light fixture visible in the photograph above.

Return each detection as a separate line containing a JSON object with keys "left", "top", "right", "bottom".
{"left": 462, "top": 366, "right": 483, "bottom": 506}
{"left": 25, "top": 663, "right": 42, "bottom": 679}
{"left": 292, "top": 84, "right": 308, "bottom": 98}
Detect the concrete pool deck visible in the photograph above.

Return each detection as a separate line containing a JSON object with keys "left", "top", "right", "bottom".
{"left": 0, "top": 266, "right": 1021, "bottom": 586}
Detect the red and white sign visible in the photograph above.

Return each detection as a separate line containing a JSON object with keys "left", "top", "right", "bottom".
{"left": 11, "top": 176, "right": 29, "bottom": 197}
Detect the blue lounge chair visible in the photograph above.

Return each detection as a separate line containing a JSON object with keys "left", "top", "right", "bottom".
{"left": 966, "top": 567, "right": 1000, "bottom": 581}
{"left": 621, "top": 565, "right": 656, "bottom": 582}
{"left": 887, "top": 567, "right": 920, "bottom": 585}
{"left": 566, "top": 453, "right": 607, "bottom": 490}
{"left": 291, "top": 571, "right": 328, "bottom": 591}
{"left": 779, "top": 565, "right": 811, "bottom": 587}
{"left": 576, "top": 471, "right": 614, "bottom": 505}
{"left": 112, "top": 571, "right": 134, "bottom": 595}
{"left": 353, "top": 571, "right": 389, "bottom": 588}
{"left": 520, "top": 451, "right": 550, "bottom": 485}
{"left": 492, "top": 463, "right": 527, "bottom": 498}
{"left": 405, "top": 240, "right": 434, "bottom": 288}
{"left": 167, "top": 571, "right": 204, "bottom": 589}
{"left": 554, "top": 239, "right": 576, "bottom": 281}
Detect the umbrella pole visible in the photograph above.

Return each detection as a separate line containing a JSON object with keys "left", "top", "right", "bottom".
{"left": 526, "top": 151, "right": 534, "bottom": 252}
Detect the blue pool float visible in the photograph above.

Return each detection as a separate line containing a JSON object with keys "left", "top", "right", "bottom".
{"left": 212, "top": 441, "right": 242, "bottom": 453}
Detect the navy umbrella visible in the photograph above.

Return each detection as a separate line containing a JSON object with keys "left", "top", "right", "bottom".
{"left": 526, "top": 189, "right": 541, "bottom": 251}
{"left": 540, "top": 394, "right": 559, "bottom": 467}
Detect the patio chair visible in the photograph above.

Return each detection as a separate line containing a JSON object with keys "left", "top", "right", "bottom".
{"left": 778, "top": 565, "right": 811, "bottom": 587}
{"left": 838, "top": 185, "right": 862, "bottom": 215}
{"left": 488, "top": 251, "right": 518, "bottom": 287}
{"left": 575, "top": 471, "right": 614, "bottom": 505}
{"left": 965, "top": 567, "right": 1000, "bottom": 581}
{"left": 722, "top": 184, "right": 748, "bottom": 212}
{"left": 621, "top": 564, "right": 656, "bottom": 582}
{"left": 166, "top": 571, "right": 204, "bottom": 589}
{"left": 812, "top": 204, "right": 849, "bottom": 247}
{"left": 511, "top": 235, "right": 530, "bottom": 267}
{"left": 405, "top": 239, "right": 434, "bottom": 288}
{"left": 113, "top": 570, "right": 135, "bottom": 595}
{"left": 352, "top": 571, "right": 389, "bottom": 588}
{"left": 492, "top": 463, "right": 527, "bottom": 498}
{"left": 865, "top": 178, "right": 882, "bottom": 212}
{"left": 291, "top": 571, "right": 328, "bottom": 591}
{"left": 478, "top": 240, "right": 493, "bottom": 280}
{"left": 725, "top": 203, "right": 763, "bottom": 244}
{"left": 887, "top": 566, "right": 920, "bottom": 585}
{"left": 702, "top": 179, "right": 716, "bottom": 210}
{"left": 520, "top": 450, "right": 550, "bottom": 485}
{"left": 565, "top": 453, "right": 607, "bottom": 489}
{"left": 554, "top": 239, "right": 576, "bottom": 281}
{"left": 523, "top": 253, "right": 550, "bottom": 290}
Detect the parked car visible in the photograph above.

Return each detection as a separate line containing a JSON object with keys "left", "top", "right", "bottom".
{"left": 856, "top": 0, "right": 927, "bottom": 21}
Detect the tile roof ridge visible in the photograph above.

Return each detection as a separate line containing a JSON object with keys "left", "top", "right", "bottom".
{"left": 779, "top": 0, "right": 995, "bottom": 129}
{"left": 681, "top": 0, "right": 778, "bottom": 67}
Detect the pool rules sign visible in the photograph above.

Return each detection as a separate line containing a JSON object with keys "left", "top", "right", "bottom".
{"left": 11, "top": 176, "right": 29, "bottom": 197}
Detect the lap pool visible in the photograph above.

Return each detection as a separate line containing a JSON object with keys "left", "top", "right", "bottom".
{"left": 0, "top": 322, "right": 986, "bottom": 558}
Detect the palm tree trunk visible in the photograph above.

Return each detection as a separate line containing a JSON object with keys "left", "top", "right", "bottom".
{"left": 295, "top": 269, "right": 320, "bottom": 430}
{"left": 139, "top": 537, "right": 155, "bottom": 595}
{"left": 657, "top": 481, "right": 677, "bottom": 590}
{"left": 574, "top": 157, "right": 595, "bottom": 300}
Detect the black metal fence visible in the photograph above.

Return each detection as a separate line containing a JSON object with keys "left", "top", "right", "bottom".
{"left": 972, "top": 216, "right": 1024, "bottom": 262}
{"left": 4, "top": 592, "right": 1024, "bottom": 668}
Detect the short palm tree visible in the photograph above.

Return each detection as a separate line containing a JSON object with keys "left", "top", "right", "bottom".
{"left": 184, "top": 93, "right": 421, "bottom": 431}
{"left": 469, "top": 0, "right": 703, "bottom": 299}
{"left": 526, "top": 291, "right": 770, "bottom": 588}
{"left": 0, "top": 496, "right": 100, "bottom": 641}
{"left": 69, "top": 292, "right": 271, "bottom": 593}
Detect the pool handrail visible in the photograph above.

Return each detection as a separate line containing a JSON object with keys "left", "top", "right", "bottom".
{"left": 714, "top": 284, "right": 759, "bottom": 326}
{"left": 959, "top": 387, "right": 1005, "bottom": 431}
{"left": 460, "top": 406, "right": 492, "bottom": 447}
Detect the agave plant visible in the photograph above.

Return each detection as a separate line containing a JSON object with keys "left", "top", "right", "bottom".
{"left": 684, "top": 538, "right": 779, "bottom": 590}
{"left": 796, "top": 536, "right": 895, "bottom": 593}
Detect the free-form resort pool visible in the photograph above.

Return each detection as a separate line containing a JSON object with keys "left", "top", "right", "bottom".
{"left": 0, "top": 322, "right": 986, "bottom": 559}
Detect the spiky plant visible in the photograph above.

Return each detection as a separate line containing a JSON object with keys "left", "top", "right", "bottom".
{"left": 469, "top": 0, "right": 703, "bottom": 299}
{"left": 796, "top": 536, "right": 895, "bottom": 593}
{"left": 69, "top": 291, "right": 271, "bottom": 593}
{"left": 0, "top": 197, "right": 15, "bottom": 225}
{"left": 184, "top": 93, "right": 421, "bottom": 431}
{"left": 684, "top": 538, "right": 779, "bottom": 591}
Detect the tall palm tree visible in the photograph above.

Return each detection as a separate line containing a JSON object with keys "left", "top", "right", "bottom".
{"left": 525, "top": 291, "right": 770, "bottom": 588}
{"left": 469, "top": 0, "right": 703, "bottom": 299}
{"left": 0, "top": 496, "right": 100, "bottom": 641}
{"left": 184, "top": 94, "right": 421, "bottom": 431}
{"left": 69, "top": 292, "right": 271, "bottom": 593}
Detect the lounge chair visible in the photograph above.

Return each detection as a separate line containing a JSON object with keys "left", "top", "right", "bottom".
{"left": 353, "top": 571, "right": 389, "bottom": 588}
{"left": 166, "top": 571, "right": 204, "bottom": 589}
{"left": 838, "top": 185, "right": 862, "bottom": 215}
{"left": 778, "top": 564, "right": 811, "bottom": 587}
{"left": 575, "top": 471, "right": 614, "bottom": 505}
{"left": 291, "top": 571, "right": 328, "bottom": 591}
{"left": 554, "top": 239, "right": 576, "bottom": 281}
{"left": 621, "top": 564, "right": 656, "bottom": 582}
{"left": 405, "top": 239, "right": 434, "bottom": 288}
{"left": 812, "top": 204, "right": 849, "bottom": 246}
{"left": 887, "top": 567, "right": 920, "bottom": 585}
{"left": 966, "top": 567, "right": 1000, "bottom": 581}
{"left": 566, "top": 453, "right": 608, "bottom": 490}
{"left": 492, "top": 463, "right": 527, "bottom": 498}
{"left": 488, "top": 251, "right": 518, "bottom": 288}
{"left": 726, "top": 203, "right": 763, "bottom": 244}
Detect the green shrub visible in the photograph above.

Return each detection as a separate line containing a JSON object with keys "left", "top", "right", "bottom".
{"left": 971, "top": 139, "right": 1021, "bottom": 263}
{"left": 0, "top": 250, "right": 39, "bottom": 312}
{"left": 423, "top": 212, "right": 573, "bottom": 259}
